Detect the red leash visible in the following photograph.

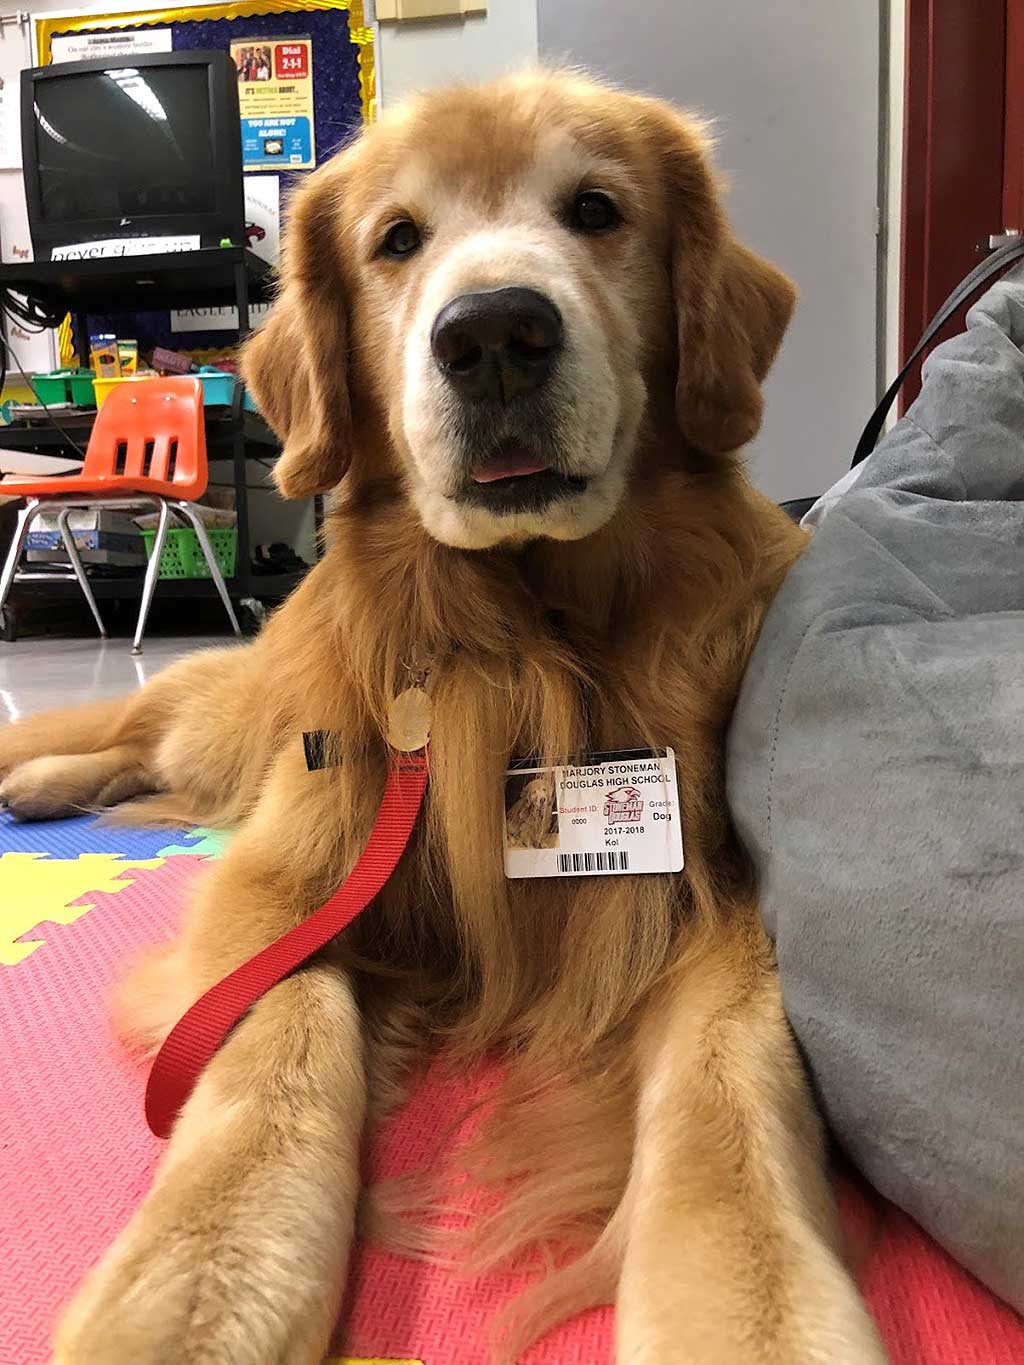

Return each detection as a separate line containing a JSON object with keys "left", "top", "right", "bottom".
{"left": 145, "top": 750, "right": 429, "bottom": 1139}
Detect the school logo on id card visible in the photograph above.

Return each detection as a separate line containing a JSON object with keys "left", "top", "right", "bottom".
{"left": 503, "top": 748, "right": 684, "bottom": 879}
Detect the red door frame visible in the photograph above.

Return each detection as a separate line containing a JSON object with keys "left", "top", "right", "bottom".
{"left": 900, "top": 0, "right": 1007, "bottom": 407}
{"left": 1004, "top": 0, "right": 1024, "bottom": 226}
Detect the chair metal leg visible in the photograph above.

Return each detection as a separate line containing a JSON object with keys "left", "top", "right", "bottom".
{"left": 132, "top": 499, "right": 171, "bottom": 655}
{"left": 0, "top": 499, "right": 36, "bottom": 630}
{"left": 57, "top": 508, "right": 107, "bottom": 638}
{"left": 174, "top": 502, "right": 241, "bottom": 638}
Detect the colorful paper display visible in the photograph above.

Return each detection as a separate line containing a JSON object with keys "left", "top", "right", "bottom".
{"left": 230, "top": 35, "right": 315, "bottom": 169}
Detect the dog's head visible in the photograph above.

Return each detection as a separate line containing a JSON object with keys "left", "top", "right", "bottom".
{"left": 243, "top": 71, "right": 795, "bottom": 550}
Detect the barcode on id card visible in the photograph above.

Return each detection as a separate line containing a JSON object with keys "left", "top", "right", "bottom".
{"left": 557, "top": 850, "right": 630, "bottom": 873}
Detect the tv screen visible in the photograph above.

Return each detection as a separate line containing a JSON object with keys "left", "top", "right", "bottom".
{"left": 22, "top": 52, "right": 244, "bottom": 256}
{"left": 33, "top": 67, "right": 217, "bottom": 224}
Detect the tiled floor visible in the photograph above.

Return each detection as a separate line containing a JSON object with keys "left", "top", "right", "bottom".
{"left": 0, "top": 636, "right": 230, "bottom": 720}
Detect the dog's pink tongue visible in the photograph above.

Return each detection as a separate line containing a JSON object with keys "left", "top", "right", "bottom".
{"left": 472, "top": 456, "right": 550, "bottom": 484}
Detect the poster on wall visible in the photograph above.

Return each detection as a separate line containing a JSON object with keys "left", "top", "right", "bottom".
{"left": 229, "top": 36, "right": 315, "bottom": 170}
{"left": 0, "top": 74, "right": 20, "bottom": 169}
{"left": 50, "top": 29, "right": 173, "bottom": 63}
{"left": 0, "top": 19, "right": 32, "bottom": 171}
{"left": 168, "top": 300, "right": 270, "bottom": 334}
{"left": 240, "top": 174, "right": 280, "bottom": 264}
{"left": 2, "top": 311, "right": 57, "bottom": 376}
{"left": 169, "top": 176, "right": 279, "bottom": 331}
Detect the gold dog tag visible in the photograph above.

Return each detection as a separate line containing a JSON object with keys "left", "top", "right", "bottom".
{"left": 386, "top": 686, "right": 432, "bottom": 752}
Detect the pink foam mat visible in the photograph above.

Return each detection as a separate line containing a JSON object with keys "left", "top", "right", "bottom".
{"left": 2, "top": 851, "right": 1022, "bottom": 1364}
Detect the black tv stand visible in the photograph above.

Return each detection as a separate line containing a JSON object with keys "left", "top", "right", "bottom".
{"left": 0, "top": 248, "right": 313, "bottom": 639}
{"left": 1, "top": 246, "right": 271, "bottom": 319}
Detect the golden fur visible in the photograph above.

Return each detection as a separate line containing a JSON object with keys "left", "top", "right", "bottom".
{"left": 1, "top": 72, "right": 887, "bottom": 1364}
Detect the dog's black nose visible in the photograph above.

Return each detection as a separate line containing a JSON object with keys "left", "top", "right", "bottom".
{"left": 431, "top": 287, "right": 563, "bottom": 402}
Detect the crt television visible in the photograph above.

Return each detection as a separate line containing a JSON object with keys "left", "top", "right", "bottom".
{"left": 21, "top": 51, "right": 245, "bottom": 259}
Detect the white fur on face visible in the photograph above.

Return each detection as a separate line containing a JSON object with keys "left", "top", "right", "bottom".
{"left": 387, "top": 145, "right": 648, "bottom": 550}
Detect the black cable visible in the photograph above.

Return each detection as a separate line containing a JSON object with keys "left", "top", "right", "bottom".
{"left": 852, "top": 238, "right": 1024, "bottom": 467}
{"left": 2, "top": 286, "right": 66, "bottom": 332}
{"left": 1, "top": 290, "right": 90, "bottom": 459}
{"left": 1, "top": 330, "right": 90, "bottom": 460}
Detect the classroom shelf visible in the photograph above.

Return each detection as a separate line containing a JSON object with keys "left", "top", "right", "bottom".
{"left": 0, "top": 407, "right": 279, "bottom": 455}
{"left": 9, "top": 570, "right": 303, "bottom": 601}
{"left": 0, "top": 248, "right": 317, "bottom": 631}
{"left": 0, "top": 247, "right": 271, "bottom": 316}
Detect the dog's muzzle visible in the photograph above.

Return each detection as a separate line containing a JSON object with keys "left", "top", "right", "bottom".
{"left": 431, "top": 287, "right": 587, "bottom": 516}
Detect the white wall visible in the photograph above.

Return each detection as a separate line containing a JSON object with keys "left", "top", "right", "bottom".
{"left": 538, "top": 0, "right": 882, "bottom": 503}
{"left": 373, "top": 0, "right": 538, "bottom": 104}
{"left": 885, "top": 0, "right": 905, "bottom": 393}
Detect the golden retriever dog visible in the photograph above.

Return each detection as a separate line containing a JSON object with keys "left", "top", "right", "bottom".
{"left": 505, "top": 774, "right": 558, "bottom": 849}
{"left": 1, "top": 71, "right": 887, "bottom": 1364}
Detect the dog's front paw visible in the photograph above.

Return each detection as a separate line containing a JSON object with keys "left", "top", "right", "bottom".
{"left": 52, "top": 1177, "right": 339, "bottom": 1365}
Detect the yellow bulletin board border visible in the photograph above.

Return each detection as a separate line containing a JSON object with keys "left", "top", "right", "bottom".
{"left": 36, "top": 1, "right": 375, "bottom": 124}
{"left": 36, "top": 0, "right": 373, "bottom": 366}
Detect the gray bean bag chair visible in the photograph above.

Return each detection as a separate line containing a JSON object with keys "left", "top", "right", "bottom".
{"left": 728, "top": 269, "right": 1024, "bottom": 1310}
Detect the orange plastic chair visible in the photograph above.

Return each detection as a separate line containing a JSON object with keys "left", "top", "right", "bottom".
{"left": 0, "top": 376, "right": 240, "bottom": 653}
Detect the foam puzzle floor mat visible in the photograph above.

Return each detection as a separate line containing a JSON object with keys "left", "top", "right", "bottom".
{"left": 2, "top": 809, "right": 1023, "bottom": 1364}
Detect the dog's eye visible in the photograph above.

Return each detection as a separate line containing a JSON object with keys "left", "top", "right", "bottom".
{"left": 382, "top": 220, "right": 422, "bottom": 258}
{"left": 568, "top": 191, "right": 620, "bottom": 234}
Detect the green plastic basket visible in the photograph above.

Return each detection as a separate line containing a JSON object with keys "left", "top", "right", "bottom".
{"left": 140, "top": 527, "right": 237, "bottom": 580}
{"left": 31, "top": 368, "right": 96, "bottom": 407}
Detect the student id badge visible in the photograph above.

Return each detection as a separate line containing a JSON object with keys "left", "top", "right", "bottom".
{"left": 503, "top": 748, "right": 684, "bottom": 878}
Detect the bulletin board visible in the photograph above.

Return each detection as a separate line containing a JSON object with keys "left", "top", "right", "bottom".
{"left": 33, "top": 0, "right": 372, "bottom": 362}
{"left": 36, "top": 1, "right": 374, "bottom": 149}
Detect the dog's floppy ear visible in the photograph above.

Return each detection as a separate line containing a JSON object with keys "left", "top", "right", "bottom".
{"left": 675, "top": 235, "right": 796, "bottom": 454}
{"left": 242, "top": 163, "right": 352, "bottom": 498}
{"left": 652, "top": 107, "right": 796, "bottom": 455}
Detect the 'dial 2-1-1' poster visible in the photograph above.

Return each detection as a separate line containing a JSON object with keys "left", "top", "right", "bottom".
{"left": 229, "top": 35, "right": 315, "bottom": 170}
